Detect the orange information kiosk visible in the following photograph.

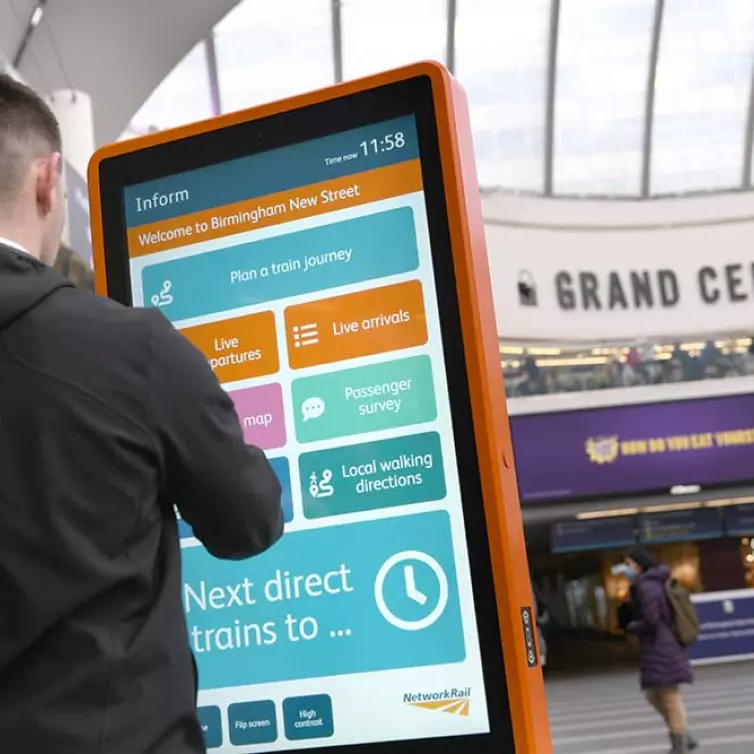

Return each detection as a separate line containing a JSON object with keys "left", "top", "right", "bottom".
{"left": 89, "top": 62, "right": 551, "bottom": 754}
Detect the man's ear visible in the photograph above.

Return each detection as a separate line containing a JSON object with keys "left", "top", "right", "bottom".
{"left": 35, "top": 152, "right": 63, "bottom": 216}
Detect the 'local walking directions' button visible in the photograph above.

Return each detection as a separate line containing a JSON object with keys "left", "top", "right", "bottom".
{"left": 299, "top": 431, "right": 446, "bottom": 519}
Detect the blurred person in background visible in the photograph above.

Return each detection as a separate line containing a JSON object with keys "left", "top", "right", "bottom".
{"left": 54, "top": 242, "right": 94, "bottom": 290}
{"left": 671, "top": 343, "right": 691, "bottom": 380}
{"left": 0, "top": 72, "right": 284, "bottom": 753}
{"left": 615, "top": 549, "right": 698, "bottom": 753}
{"left": 532, "top": 580, "right": 549, "bottom": 668}
{"left": 626, "top": 346, "right": 643, "bottom": 383}
{"left": 522, "top": 355, "right": 544, "bottom": 394}
{"left": 700, "top": 340, "right": 721, "bottom": 378}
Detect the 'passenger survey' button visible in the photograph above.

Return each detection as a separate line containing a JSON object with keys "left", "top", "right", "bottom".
{"left": 291, "top": 355, "right": 437, "bottom": 443}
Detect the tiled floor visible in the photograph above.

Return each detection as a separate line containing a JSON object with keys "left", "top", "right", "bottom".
{"left": 547, "top": 662, "right": 754, "bottom": 753}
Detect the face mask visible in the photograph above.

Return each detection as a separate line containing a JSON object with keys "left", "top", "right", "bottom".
{"left": 611, "top": 563, "right": 638, "bottom": 580}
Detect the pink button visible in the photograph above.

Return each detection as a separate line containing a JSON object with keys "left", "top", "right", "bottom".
{"left": 228, "top": 382, "right": 286, "bottom": 450}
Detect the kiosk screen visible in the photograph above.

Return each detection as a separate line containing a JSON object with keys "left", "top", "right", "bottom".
{"left": 107, "top": 93, "right": 499, "bottom": 752}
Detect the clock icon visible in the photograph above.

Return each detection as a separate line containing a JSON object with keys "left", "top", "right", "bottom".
{"left": 404, "top": 564, "right": 427, "bottom": 605}
{"left": 374, "top": 550, "right": 449, "bottom": 631}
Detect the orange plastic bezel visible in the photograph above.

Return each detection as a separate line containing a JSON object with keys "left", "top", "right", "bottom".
{"left": 88, "top": 61, "right": 552, "bottom": 754}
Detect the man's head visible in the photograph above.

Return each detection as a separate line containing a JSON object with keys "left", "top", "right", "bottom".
{"left": 0, "top": 73, "right": 66, "bottom": 264}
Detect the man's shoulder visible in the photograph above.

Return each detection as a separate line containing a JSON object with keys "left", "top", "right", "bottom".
{"left": 35, "top": 287, "right": 201, "bottom": 395}
{"left": 50, "top": 286, "right": 151, "bottom": 322}
{"left": 43, "top": 286, "right": 160, "bottom": 354}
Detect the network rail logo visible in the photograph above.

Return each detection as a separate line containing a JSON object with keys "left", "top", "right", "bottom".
{"left": 403, "top": 687, "right": 471, "bottom": 717}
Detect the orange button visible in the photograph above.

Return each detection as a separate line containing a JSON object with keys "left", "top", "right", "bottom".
{"left": 181, "top": 311, "right": 279, "bottom": 384}
{"left": 285, "top": 280, "right": 428, "bottom": 370}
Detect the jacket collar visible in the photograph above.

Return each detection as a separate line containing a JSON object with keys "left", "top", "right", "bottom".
{"left": 0, "top": 237, "right": 31, "bottom": 257}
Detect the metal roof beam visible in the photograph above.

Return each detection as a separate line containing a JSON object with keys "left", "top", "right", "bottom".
{"left": 331, "top": 0, "right": 343, "bottom": 83}
{"left": 640, "top": 0, "right": 665, "bottom": 197}
{"left": 741, "top": 57, "right": 754, "bottom": 187}
{"left": 13, "top": 1, "right": 49, "bottom": 69}
{"left": 446, "top": 0, "right": 457, "bottom": 75}
{"left": 543, "top": 0, "right": 561, "bottom": 196}
{"left": 204, "top": 33, "right": 222, "bottom": 117}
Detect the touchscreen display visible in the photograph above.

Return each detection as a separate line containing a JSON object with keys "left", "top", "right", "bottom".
{"left": 123, "top": 115, "right": 490, "bottom": 751}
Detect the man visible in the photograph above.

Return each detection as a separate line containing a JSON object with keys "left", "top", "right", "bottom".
{"left": 0, "top": 74, "right": 283, "bottom": 752}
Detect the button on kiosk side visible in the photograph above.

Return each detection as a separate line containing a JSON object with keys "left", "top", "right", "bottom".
{"left": 89, "top": 61, "right": 552, "bottom": 754}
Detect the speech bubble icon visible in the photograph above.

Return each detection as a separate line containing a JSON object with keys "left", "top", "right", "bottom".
{"left": 301, "top": 396, "right": 325, "bottom": 422}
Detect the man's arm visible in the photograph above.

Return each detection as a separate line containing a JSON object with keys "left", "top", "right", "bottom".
{"left": 146, "top": 311, "right": 283, "bottom": 559}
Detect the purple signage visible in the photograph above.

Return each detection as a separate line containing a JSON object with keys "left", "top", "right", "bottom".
{"left": 724, "top": 504, "right": 754, "bottom": 536}
{"left": 551, "top": 517, "right": 636, "bottom": 553}
{"left": 690, "top": 590, "right": 754, "bottom": 664}
{"left": 511, "top": 393, "right": 754, "bottom": 503}
{"left": 638, "top": 508, "right": 723, "bottom": 544}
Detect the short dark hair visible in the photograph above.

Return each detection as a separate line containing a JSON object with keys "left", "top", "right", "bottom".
{"left": 0, "top": 73, "right": 62, "bottom": 203}
{"left": 628, "top": 547, "right": 657, "bottom": 571}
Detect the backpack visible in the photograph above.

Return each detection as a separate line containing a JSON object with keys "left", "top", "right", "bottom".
{"left": 665, "top": 578, "right": 700, "bottom": 647}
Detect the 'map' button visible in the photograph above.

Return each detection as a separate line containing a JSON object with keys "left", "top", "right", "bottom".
{"left": 283, "top": 694, "right": 334, "bottom": 740}
{"left": 197, "top": 705, "right": 222, "bottom": 749}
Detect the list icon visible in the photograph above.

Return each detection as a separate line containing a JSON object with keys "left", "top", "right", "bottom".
{"left": 292, "top": 323, "right": 319, "bottom": 348}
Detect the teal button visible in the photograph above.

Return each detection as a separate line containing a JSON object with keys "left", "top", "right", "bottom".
{"left": 142, "top": 207, "right": 418, "bottom": 322}
{"left": 291, "top": 355, "right": 436, "bottom": 443}
{"left": 283, "top": 695, "right": 334, "bottom": 740}
{"left": 228, "top": 700, "right": 277, "bottom": 745}
{"left": 300, "top": 432, "right": 445, "bottom": 519}
{"left": 182, "top": 510, "right": 465, "bottom": 689}
{"left": 197, "top": 706, "right": 222, "bottom": 749}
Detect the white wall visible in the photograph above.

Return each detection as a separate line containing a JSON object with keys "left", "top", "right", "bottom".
{"left": 0, "top": 0, "right": 241, "bottom": 145}
{"left": 483, "top": 189, "right": 754, "bottom": 342}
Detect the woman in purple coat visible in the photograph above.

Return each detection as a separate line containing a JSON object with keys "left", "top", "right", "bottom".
{"left": 624, "top": 548, "right": 697, "bottom": 753}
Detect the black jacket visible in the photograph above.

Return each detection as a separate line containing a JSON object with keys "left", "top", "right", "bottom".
{"left": 0, "top": 244, "right": 283, "bottom": 753}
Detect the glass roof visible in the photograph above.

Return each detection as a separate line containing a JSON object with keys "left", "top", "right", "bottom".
{"left": 129, "top": 0, "right": 754, "bottom": 198}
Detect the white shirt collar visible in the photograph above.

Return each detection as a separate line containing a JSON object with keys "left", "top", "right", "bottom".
{"left": 0, "top": 237, "right": 31, "bottom": 257}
